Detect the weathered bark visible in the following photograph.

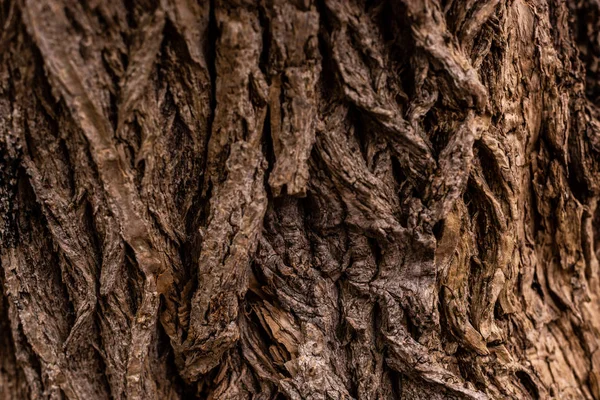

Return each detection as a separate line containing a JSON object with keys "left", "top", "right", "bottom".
{"left": 1, "top": 0, "right": 600, "bottom": 398}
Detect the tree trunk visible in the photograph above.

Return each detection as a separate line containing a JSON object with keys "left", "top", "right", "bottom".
{"left": 1, "top": 0, "right": 600, "bottom": 398}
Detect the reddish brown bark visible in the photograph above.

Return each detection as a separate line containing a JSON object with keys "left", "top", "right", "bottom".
{"left": 1, "top": 0, "right": 600, "bottom": 398}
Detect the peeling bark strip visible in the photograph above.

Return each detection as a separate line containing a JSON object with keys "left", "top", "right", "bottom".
{"left": 2, "top": 0, "right": 600, "bottom": 399}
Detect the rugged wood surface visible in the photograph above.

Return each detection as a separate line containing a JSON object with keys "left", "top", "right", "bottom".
{"left": 1, "top": 0, "right": 600, "bottom": 398}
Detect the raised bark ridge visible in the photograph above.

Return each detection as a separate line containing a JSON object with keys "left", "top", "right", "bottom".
{"left": 1, "top": 0, "right": 600, "bottom": 399}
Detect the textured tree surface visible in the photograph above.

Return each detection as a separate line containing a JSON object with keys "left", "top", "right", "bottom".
{"left": 2, "top": 0, "right": 600, "bottom": 399}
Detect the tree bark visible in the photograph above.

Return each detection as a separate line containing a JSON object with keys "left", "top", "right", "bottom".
{"left": 1, "top": 0, "right": 600, "bottom": 398}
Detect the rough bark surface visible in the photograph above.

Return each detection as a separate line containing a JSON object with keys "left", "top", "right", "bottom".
{"left": 1, "top": 0, "right": 600, "bottom": 399}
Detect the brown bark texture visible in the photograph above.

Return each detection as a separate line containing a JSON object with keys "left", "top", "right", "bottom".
{"left": 1, "top": 0, "right": 600, "bottom": 399}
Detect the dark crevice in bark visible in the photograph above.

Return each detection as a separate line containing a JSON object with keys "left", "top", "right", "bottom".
{"left": 123, "top": 244, "right": 143, "bottom": 316}
{"left": 206, "top": 0, "right": 217, "bottom": 113}
{"left": 516, "top": 370, "right": 540, "bottom": 400}
{"left": 92, "top": 316, "right": 114, "bottom": 400}
{"left": 257, "top": 2, "right": 271, "bottom": 80}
